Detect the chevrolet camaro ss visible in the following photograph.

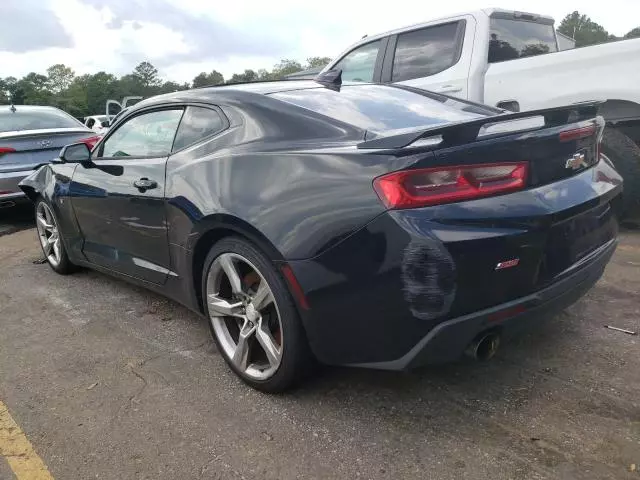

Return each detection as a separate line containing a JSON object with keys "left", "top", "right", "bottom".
{"left": 20, "top": 79, "right": 622, "bottom": 391}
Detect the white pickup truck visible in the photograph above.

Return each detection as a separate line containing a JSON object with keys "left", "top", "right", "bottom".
{"left": 323, "top": 8, "right": 640, "bottom": 222}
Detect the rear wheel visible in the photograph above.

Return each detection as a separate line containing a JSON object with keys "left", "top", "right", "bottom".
{"left": 202, "top": 237, "right": 312, "bottom": 392}
{"left": 601, "top": 127, "right": 640, "bottom": 226}
{"left": 35, "top": 199, "right": 76, "bottom": 274}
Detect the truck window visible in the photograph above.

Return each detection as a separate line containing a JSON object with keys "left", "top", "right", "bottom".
{"left": 489, "top": 18, "right": 558, "bottom": 63}
{"left": 392, "top": 22, "right": 463, "bottom": 82}
{"left": 332, "top": 40, "right": 382, "bottom": 82}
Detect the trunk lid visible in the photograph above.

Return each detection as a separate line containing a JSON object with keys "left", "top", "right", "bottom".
{"left": 0, "top": 128, "right": 95, "bottom": 173}
{"left": 370, "top": 102, "right": 620, "bottom": 317}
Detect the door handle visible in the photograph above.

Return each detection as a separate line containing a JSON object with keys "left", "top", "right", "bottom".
{"left": 133, "top": 177, "right": 158, "bottom": 192}
{"left": 436, "top": 85, "right": 463, "bottom": 94}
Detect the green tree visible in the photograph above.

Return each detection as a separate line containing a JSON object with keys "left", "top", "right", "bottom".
{"left": 192, "top": 70, "right": 224, "bottom": 87}
{"left": 625, "top": 27, "right": 640, "bottom": 39}
{"left": 159, "top": 81, "right": 190, "bottom": 93}
{"left": 118, "top": 73, "right": 145, "bottom": 97}
{"left": 558, "top": 11, "right": 610, "bottom": 47}
{"left": 46, "top": 64, "right": 75, "bottom": 93}
{"left": 270, "top": 59, "right": 303, "bottom": 79}
{"left": 133, "top": 61, "right": 161, "bottom": 89}
{"left": 305, "top": 56, "right": 331, "bottom": 69}
{"left": 83, "top": 72, "right": 120, "bottom": 114}
{"left": 3, "top": 77, "right": 24, "bottom": 104}
{"left": 18, "top": 73, "right": 52, "bottom": 105}
{"left": 227, "top": 69, "right": 258, "bottom": 84}
{"left": 256, "top": 69, "right": 272, "bottom": 81}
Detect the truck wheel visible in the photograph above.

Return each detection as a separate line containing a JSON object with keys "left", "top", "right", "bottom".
{"left": 601, "top": 127, "right": 640, "bottom": 227}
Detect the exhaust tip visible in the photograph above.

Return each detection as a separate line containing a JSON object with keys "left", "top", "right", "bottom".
{"left": 466, "top": 332, "right": 501, "bottom": 361}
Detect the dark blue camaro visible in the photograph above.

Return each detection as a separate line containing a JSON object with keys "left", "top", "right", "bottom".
{"left": 20, "top": 79, "right": 622, "bottom": 391}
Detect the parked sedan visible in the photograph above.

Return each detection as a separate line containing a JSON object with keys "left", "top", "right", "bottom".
{"left": 19, "top": 80, "right": 622, "bottom": 392}
{"left": 0, "top": 105, "right": 100, "bottom": 208}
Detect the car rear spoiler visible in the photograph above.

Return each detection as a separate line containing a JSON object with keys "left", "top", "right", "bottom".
{"left": 357, "top": 101, "right": 603, "bottom": 150}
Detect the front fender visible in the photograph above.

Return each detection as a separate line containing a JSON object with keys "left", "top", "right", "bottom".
{"left": 18, "top": 165, "right": 50, "bottom": 202}
{"left": 19, "top": 163, "right": 85, "bottom": 262}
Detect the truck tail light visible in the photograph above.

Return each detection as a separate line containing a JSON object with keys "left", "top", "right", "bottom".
{"left": 373, "top": 162, "right": 528, "bottom": 209}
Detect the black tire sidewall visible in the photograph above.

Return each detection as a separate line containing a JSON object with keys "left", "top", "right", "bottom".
{"left": 601, "top": 127, "right": 640, "bottom": 222}
{"left": 35, "top": 198, "right": 74, "bottom": 275}
{"left": 201, "top": 236, "right": 311, "bottom": 393}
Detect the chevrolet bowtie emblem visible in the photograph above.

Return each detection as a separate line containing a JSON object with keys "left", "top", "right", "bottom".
{"left": 565, "top": 152, "right": 587, "bottom": 170}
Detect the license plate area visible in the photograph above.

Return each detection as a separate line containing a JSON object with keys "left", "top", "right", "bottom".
{"left": 540, "top": 202, "right": 616, "bottom": 281}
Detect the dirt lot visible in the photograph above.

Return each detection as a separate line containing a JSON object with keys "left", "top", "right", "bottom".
{"left": 0, "top": 210, "right": 639, "bottom": 479}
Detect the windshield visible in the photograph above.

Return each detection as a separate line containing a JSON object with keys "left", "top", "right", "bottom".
{"left": 271, "top": 84, "right": 485, "bottom": 134}
{"left": 0, "top": 108, "right": 83, "bottom": 133}
{"left": 489, "top": 18, "right": 558, "bottom": 63}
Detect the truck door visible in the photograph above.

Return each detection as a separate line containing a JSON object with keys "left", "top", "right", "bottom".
{"left": 382, "top": 16, "right": 475, "bottom": 100}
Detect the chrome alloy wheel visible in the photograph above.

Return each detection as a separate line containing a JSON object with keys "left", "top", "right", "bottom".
{"left": 206, "top": 253, "right": 283, "bottom": 380}
{"left": 36, "top": 202, "right": 62, "bottom": 267}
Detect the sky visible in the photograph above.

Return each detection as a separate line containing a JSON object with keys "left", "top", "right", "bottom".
{"left": 1, "top": 0, "right": 639, "bottom": 84}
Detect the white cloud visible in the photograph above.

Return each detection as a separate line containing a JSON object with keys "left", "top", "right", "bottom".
{"left": 1, "top": 0, "right": 639, "bottom": 83}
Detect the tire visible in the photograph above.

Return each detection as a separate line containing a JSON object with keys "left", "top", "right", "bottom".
{"left": 601, "top": 127, "right": 640, "bottom": 226}
{"left": 34, "top": 198, "right": 76, "bottom": 275}
{"left": 201, "top": 236, "right": 313, "bottom": 392}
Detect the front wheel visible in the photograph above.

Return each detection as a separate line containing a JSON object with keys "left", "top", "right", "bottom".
{"left": 202, "top": 237, "right": 313, "bottom": 392}
{"left": 35, "top": 199, "right": 76, "bottom": 274}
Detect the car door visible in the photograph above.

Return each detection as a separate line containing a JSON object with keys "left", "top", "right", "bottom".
{"left": 382, "top": 18, "right": 472, "bottom": 99}
{"left": 70, "top": 107, "right": 184, "bottom": 284}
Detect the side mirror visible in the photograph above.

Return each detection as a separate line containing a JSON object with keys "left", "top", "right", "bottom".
{"left": 59, "top": 142, "right": 91, "bottom": 163}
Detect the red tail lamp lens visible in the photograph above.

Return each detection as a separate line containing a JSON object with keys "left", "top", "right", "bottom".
{"left": 80, "top": 135, "right": 101, "bottom": 150}
{"left": 0, "top": 147, "right": 15, "bottom": 155}
{"left": 373, "top": 162, "right": 528, "bottom": 209}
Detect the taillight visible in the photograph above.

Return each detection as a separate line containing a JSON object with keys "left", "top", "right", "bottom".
{"left": 0, "top": 147, "right": 15, "bottom": 156}
{"left": 80, "top": 135, "right": 101, "bottom": 150}
{"left": 373, "top": 162, "right": 528, "bottom": 209}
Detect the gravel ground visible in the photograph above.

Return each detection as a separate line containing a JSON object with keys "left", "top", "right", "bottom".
{"left": 0, "top": 219, "right": 638, "bottom": 480}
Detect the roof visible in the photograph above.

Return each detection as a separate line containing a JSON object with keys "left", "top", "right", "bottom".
{"left": 130, "top": 80, "right": 374, "bottom": 111}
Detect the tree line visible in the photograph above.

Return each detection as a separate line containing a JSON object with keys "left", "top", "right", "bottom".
{"left": 1, "top": 9, "right": 639, "bottom": 119}
{"left": 0, "top": 57, "right": 330, "bottom": 119}
{"left": 558, "top": 11, "right": 640, "bottom": 46}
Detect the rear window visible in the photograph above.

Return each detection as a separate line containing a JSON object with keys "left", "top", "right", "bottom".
{"left": 0, "top": 108, "right": 82, "bottom": 133}
{"left": 489, "top": 18, "right": 558, "bottom": 63}
{"left": 271, "top": 85, "right": 484, "bottom": 134}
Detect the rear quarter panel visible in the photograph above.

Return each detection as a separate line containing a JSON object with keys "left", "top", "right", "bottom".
{"left": 165, "top": 128, "right": 399, "bottom": 260}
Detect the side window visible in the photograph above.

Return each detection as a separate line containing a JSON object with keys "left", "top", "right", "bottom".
{"left": 392, "top": 22, "right": 462, "bottom": 82}
{"left": 99, "top": 109, "right": 183, "bottom": 158}
{"left": 333, "top": 40, "right": 381, "bottom": 82}
{"left": 172, "top": 106, "right": 226, "bottom": 151}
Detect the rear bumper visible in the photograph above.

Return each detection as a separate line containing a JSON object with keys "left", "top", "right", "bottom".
{"left": 351, "top": 237, "right": 616, "bottom": 370}
{"left": 0, "top": 170, "right": 28, "bottom": 200}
